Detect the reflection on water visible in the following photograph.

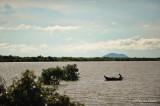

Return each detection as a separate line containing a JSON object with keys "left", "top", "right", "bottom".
{"left": 0, "top": 62, "right": 160, "bottom": 106}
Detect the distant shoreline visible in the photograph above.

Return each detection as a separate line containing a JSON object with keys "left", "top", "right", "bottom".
{"left": 0, "top": 55, "right": 160, "bottom": 62}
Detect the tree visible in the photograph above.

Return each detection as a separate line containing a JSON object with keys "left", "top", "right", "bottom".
{"left": 40, "top": 64, "right": 80, "bottom": 84}
{"left": 63, "top": 64, "right": 79, "bottom": 81}
{"left": 7, "top": 70, "right": 45, "bottom": 106}
{"left": 40, "top": 67, "right": 63, "bottom": 85}
{"left": 0, "top": 76, "right": 9, "bottom": 105}
{"left": 0, "top": 70, "right": 84, "bottom": 106}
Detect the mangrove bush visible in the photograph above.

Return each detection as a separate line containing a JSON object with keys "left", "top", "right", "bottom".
{"left": 40, "top": 66, "right": 63, "bottom": 85}
{"left": 63, "top": 64, "right": 79, "bottom": 81}
{"left": 0, "top": 70, "right": 83, "bottom": 106}
{"left": 40, "top": 64, "right": 80, "bottom": 85}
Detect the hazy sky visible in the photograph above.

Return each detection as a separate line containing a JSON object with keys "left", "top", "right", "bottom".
{"left": 0, "top": 0, "right": 160, "bottom": 57}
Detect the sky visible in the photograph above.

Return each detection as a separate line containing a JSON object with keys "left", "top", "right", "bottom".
{"left": 0, "top": 0, "right": 160, "bottom": 57}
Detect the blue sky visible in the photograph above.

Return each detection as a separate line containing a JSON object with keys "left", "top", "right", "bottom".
{"left": 0, "top": 0, "right": 160, "bottom": 57}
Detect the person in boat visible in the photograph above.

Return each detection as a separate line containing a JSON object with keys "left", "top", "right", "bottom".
{"left": 119, "top": 74, "right": 122, "bottom": 79}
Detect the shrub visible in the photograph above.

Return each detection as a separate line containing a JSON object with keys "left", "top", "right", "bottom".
{"left": 40, "top": 66, "right": 63, "bottom": 85}
{"left": 0, "top": 76, "right": 9, "bottom": 105}
{"left": 0, "top": 70, "right": 84, "bottom": 106}
{"left": 63, "top": 64, "right": 79, "bottom": 81}
{"left": 40, "top": 64, "right": 80, "bottom": 85}
{"left": 7, "top": 70, "right": 45, "bottom": 106}
{"left": 0, "top": 76, "right": 6, "bottom": 94}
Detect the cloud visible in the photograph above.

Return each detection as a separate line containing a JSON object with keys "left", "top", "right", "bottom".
{"left": 1, "top": 36, "right": 160, "bottom": 55}
{"left": 0, "top": 44, "right": 38, "bottom": 53}
{"left": 39, "top": 44, "right": 48, "bottom": 49}
{"left": 112, "top": 22, "right": 117, "bottom": 25}
{"left": 57, "top": 36, "right": 160, "bottom": 52}
{"left": 66, "top": 37, "right": 74, "bottom": 42}
{"left": 142, "top": 24, "right": 150, "bottom": 28}
{"left": 0, "top": 43, "right": 48, "bottom": 53}
{"left": 0, "top": 24, "right": 82, "bottom": 32}
{"left": 65, "top": 37, "right": 85, "bottom": 43}
{"left": 0, "top": 43, "right": 8, "bottom": 47}
{"left": 42, "top": 25, "right": 81, "bottom": 31}
{"left": 16, "top": 45, "right": 38, "bottom": 53}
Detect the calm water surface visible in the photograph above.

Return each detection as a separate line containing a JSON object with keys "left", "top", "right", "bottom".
{"left": 0, "top": 61, "right": 160, "bottom": 106}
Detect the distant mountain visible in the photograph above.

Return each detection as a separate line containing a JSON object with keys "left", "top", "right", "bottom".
{"left": 103, "top": 53, "right": 128, "bottom": 58}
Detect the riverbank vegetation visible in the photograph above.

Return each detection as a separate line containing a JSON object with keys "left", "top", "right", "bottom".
{"left": 0, "top": 55, "right": 160, "bottom": 62}
{"left": 40, "top": 64, "right": 79, "bottom": 85}
{"left": 0, "top": 70, "right": 83, "bottom": 106}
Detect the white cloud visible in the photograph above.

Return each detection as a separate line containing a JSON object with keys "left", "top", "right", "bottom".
{"left": 39, "top": 44, "right": 48, "bottom": 49}
{"left": 6, "top": 44, "right": 38, "bottom": 53}
{"left": 1, "top": 36, "right": 160, "bottom": 55}
{"left": 112, "top": 22, "right": 117, "bottom": 25}
{"left": 0, "top": 43, "right": 8, "bottom": 47}
{"left": 1, "top": 36, "right": 160, "bottom": 57}
{"left": 42, "top": 25, "right": 81, "bottom": 31}
{"left": 0, "top": 24, "right": 82, "bottom": 32}
{"left": 0, "top": 43, "right": 51, "bottom": 54}
{"left": 66, "top": 37, "right": 74, "bottom": 42}
{"left": 65, "top": 37, "right": 86, "bottom": 44}
{"left": 142, "top": 24, "right": 150, "bottom": 27}
{"left": 0, "top": 43, "right": 39, "bottom": 53}
{"left": 18, "top": 45, "right": 38, "bottom": 53}
{"left": 57, "top": 36, "right": 160, "bottom": 52}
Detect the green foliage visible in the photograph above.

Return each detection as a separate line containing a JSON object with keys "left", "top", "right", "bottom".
{"left": 0, "top": 76, "right": 6, "bottom": 93}
{"left": 0, "top": 55, "right": 160, "bottom": 62}
{"left": 0, "top": 76, "right": 9, "bottom": 105}
{"left": 7, "top": 70, "right": 45, "bottom": 106}
{"left": 40, "top": 64, "right": 80, "bottom": 85}
{"left": 63, "top": 64, "right": 79, "bottom": 81}
{"left": 40, "top": 66, "right": 63, "bottom": 85}
{"left": 0, "top": 70, "right": 84, "bottom": 106}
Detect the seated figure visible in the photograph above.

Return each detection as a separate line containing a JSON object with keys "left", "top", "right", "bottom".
{"left": 119, "top": 74, "right": 122, "bottom": 79}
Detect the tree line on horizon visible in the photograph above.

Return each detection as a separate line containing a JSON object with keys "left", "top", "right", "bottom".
{"left": 0, "top": 55, "right": 160, "bottom": 62}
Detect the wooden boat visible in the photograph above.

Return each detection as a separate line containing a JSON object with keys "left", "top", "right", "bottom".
{"left": 104, "top": 75, "right": 123, "bottom": 81}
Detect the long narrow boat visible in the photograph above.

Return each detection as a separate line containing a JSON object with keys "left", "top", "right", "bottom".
{"left": 104, "top": 75, "right": 123, "bottom": 81}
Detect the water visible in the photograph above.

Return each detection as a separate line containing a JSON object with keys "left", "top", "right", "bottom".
{"left": 0, "top": 61, "right": 160, "bottom": 106}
